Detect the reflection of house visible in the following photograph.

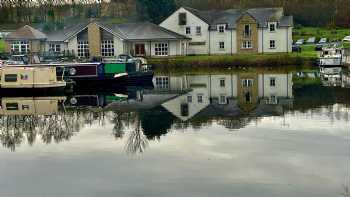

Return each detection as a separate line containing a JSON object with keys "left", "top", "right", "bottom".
{"left": 154, "top": 73, "right": 293, "bottom": 121}
{"left": 0, "top": 97, "right": 66, "bottom": 115}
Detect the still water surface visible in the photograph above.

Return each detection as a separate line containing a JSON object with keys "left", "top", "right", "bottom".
{"left": 1, "top": 69, "right": 350, "bottom": 197}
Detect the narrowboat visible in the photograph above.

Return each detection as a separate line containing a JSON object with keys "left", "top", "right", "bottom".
{"left": 0, "top": 96, "right": 66, "bottom": 115}
{"left": 0, "top": 65, "right": 67, "bottom": 95}
{"left": 51, "top": 56, "right": 154, "bottom": 87}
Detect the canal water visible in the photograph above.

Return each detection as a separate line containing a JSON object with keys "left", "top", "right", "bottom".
{"left": 1, "top": 68, "right": 350, "bottom": 197}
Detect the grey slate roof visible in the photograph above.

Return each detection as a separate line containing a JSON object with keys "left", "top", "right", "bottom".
{"left": 6, "top": 25, "right": 47, "bottom": 40}
{"left": 100, "top": 22, "right": 190, "bottom": 41}
{"left": 183, "top": 7, "right": 293, "bottom": 29}
{"left": 46, "top": 22, "right": 90, "bottom": 42}
{"left": 45, "top": 21, "right": 190, "bottom": 42}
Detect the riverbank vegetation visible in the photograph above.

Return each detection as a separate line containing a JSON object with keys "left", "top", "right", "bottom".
{"left": 150, "top": 53, "right": 315, "bottom": 73}
{"left": 0, "top": 39, "right": 4, "bottom": 53}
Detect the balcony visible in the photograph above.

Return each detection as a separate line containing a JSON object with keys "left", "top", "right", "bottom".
{"left": 243, "top": 30, "right": 252, "bottom": 38}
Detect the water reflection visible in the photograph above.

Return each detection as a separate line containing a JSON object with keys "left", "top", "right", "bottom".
{"left": 1, "top": 69, "right": 350, "bottom": 153}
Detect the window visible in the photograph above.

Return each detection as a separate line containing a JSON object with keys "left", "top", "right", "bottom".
{"left": 219, "top": 95, "right": 227, "bottom": 104}
{"left": 11, "top": 41, "right": 29, "bottom": 54}
{"left": 220, "top": 78, "right": 225, "bottom": 87}
{"left": 270, "top": 77, "right": 276, "bottom": 87}
{"left": 77, "top": 41, "right": 89, "bottom": 58}
{"left": 101, "top": 40, "right": 115, "bottom": 57}
{"left": 244, "top": 24, "right": 251, "bottom": 37}
{"left": 6, "top": 103, "right": 19, "bottom": 111}
{"left": 187, "top": 95, "right": 192, "bottom": 103}
{"left": 270, "top": 40, "right": 276, "bottom": 49}
{"left": 186, "top": 27, "right": 191, "bottom": 35}
{"left": 155, "top": 77, "right": 169, "bottom": 89}
{"left": 155, "top": 43, "right": 168, "bottom": 56}
{"left": 179, "top": 13, "right": 187, "bottom": 25}
{"left": 49, "top": 44, "right": 61, "bottom": 53}
{"left": 270, "top": 95, "right": 277, "bottom": 104}
{"left": 196, "top": 26, "right": 201, "bottom": 35}
{"left": 242, "top": 41, "right": 252, "bottom": 49}
{"left": 197, "top": 94, "right": 203, "bottom": 103}
{"left": 5, "top": 74, "right": 17, "bottom": 82}
{"left": 219, "top": 42, "right": 225, "bottom": 50}
{"left": 269, "top": 23, "right": 276, "bottom": 32}
{"left": 242, "top": 79, "right": 253, "bottom": 87}
{"left": 218, "top": 25, "right": 225, "bottom": 33}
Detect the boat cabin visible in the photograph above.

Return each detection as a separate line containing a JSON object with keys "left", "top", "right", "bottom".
{"left": 0, "top": 66, "right": 66, "bottom": 89}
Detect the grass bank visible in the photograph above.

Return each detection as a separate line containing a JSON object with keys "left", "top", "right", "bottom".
{"left": 0, "top": 39, "right": 5, "bottom": 53}
{"left": 150, "top": 53, "right": 316, "bottom": 73}
{"left": 293, "top": 27, "right": 350, "bottom": 41}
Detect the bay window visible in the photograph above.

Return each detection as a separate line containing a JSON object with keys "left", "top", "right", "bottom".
{"left": 101, "top": 40, "right": 115, "bottom": 57}
{"left": 11, "top": 41, "right": 29, "bottom": 54}
{"left": 77, "top": 41, "right": 89, "bottom": 58}
{"left": 154, "top": 43, "right": 169, "bottom": 56}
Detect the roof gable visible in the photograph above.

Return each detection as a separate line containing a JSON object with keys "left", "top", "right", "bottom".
{"left": 6, "top": 25, "right": 47, "bottom": 40}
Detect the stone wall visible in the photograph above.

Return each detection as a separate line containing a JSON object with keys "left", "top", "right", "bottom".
{"left": 88, "top": 23, "right": 101, "bottom": 57}
{"left": 236, "top": 14, "right": 258, "bottom": 54}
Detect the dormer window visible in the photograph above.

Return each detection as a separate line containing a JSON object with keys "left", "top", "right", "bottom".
{"left": 179, "top": 12, "right": 187, "bottom": 25}
{"left": 196, "top": 26, "right": 201, "bottom": 35}
{"left": 244, "top": 24, "right": 251, "bottom": 37}
{"left": 218, "top": 24, "right": 225, "bottom": 33}
{"left": 269, "top": 22, "right": 276, "bottom": 32}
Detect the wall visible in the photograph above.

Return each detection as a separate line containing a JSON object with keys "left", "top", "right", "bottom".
{"left": 209, "top": 29, "right": 236, "bottom": 55}
{"left": 236, "top": 14, "right": 259, "bottom": 54}
{"left": 258, "top": 26, "right": 293, "bottom": 53}
{"left": 258, "top": 73, "right": 293, "bottom": 99}
{"left": 160, "top": 7, "right": 209, "bottom": 55}
{"left": 87, "top": 23, "right": 101, "bottom": 57}
{"left": 67, "top": 36, "right": 78, "bottom": 56}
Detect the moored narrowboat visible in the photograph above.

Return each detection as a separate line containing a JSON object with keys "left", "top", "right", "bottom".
{"left": 0, "top": 65, "right": 67, "bottom": 95}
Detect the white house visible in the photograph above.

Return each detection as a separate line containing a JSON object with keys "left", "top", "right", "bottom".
{"left": 160, "top": 7, "right": 293, "bottom": 55}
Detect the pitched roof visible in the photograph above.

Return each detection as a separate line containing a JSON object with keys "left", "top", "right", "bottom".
{"left": 46, "top": 21, "right": 190, "bottom": 42}
{"left": 6, "top": 25, "right": 47, "bottom": 40}
{"left": 46, "top": 22, "right": 90, "bottom": 42}
{"left": 100, "top": 22, "right": 190, "bottom": 41}
{"left": 182, "top": 7, "right": 292, "bottom": 29}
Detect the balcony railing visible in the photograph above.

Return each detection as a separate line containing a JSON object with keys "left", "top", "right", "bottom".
{"left": 243, "top": 30, "right": 252, "bottom": 38}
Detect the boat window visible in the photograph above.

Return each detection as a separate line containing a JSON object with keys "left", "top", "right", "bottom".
{"left": 4, "top": 74, "right": 17, "bottom": 82}
{"left": 6, "top": 103, "right": 19, "bottom": 111}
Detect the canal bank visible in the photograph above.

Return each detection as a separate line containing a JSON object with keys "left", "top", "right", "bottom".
{"left": 150, "top": 54, "right": 316, "bottom": 73}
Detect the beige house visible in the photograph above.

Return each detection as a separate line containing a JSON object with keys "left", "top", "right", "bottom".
{"left": 5, "top": 21, "right": 190, "bottom": 58}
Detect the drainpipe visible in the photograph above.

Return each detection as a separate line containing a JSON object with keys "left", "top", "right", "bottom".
{"left": 208, "top": 28, "right": 211, "bottom": 55}
{"left": 231, "top": 29, "right": 233, "bottom": 55}
{"left": 286, "top": 28, "right": 289, "bottom": 53}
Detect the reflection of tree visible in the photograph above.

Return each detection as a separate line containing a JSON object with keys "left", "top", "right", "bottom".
{"left": 125, "top": 116, "right": 148, "bottom": 155}
{"left": 0, "top": 109, "right": 108, "bottom": 151}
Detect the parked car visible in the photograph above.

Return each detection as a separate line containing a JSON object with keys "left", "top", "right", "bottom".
{"left": 295, "top": 39, "right": 304, "bottom": 45}
{"left": 319, "top": 38, "right": 328, "bottom": 44}
{"left": 343, "top": 36, "right": 350, "bottom": 42}
{"left": 315, "top": 43, "right": 325, "bottom": 51}
{"left": 306, "top": 37, "right": 316, "bottom": 44}
{"left": 292, "top": 44, "right": 302, "bottom": 53}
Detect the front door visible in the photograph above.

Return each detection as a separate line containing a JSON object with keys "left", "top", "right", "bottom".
{"left": 135, "top": 44, "right": 146, "bottom": 56}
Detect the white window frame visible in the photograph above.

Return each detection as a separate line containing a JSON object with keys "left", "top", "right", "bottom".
{"left": 11, "top": 41, "right": 29, "bottom": 54}
{"left": 269, "top": 23, "right": 276, "bottom": 32}
{"left": 49, "top": 43, "right": 61, "bottom": 53}
{"left": 77, "top": 41, "right": 89, "bottom": 58}
{"left": 270, "top": 77, "right": 276, "bottom": 87}
{"left": 155, "top": 77, "right": 169, "bottom": 89}
{"left": 219, "top": 42, "right": 225, "bottom": 50}
{"left": 185, "top": 27, "right": 191, "bottom": 35}
{"left": 218, "top": 24, "right": 225, "bottom": 33}
{"left": 242, "top": 41, "right": 252, "bottom": 49}
{"left": 101, "top": 40, "right": 115, "bottom": 57}
{"left": 196, "top": 26, "right": 201, "bottom": 35}
{"left": 220, "top": 78, "right": 225, "bottom": 87}
{"left": 219, "top": 94, "right": 227, "bottom": 105}
{"left": 269, "top": 40, "right": 276, "bottom": 49}
{"left": 242, "top": 79, "right": 253, "bottom": 87}
{"left": 197, "top": 94, "right": 203, "bottom": 103}
{"left": 154, "top": 43, "right": 169, "bottom": 56}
